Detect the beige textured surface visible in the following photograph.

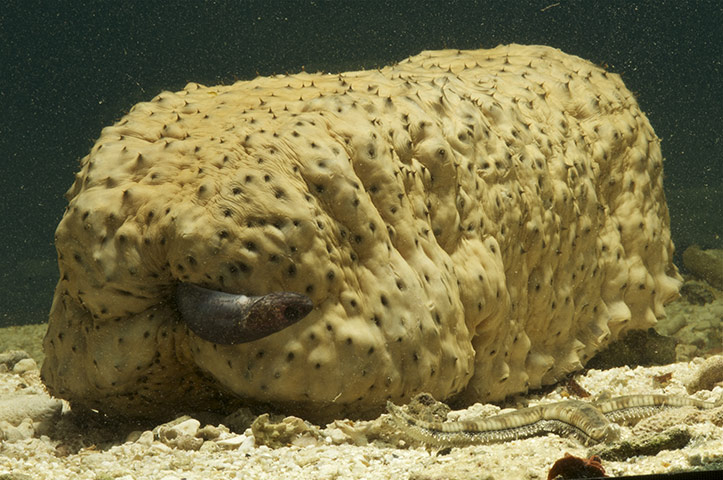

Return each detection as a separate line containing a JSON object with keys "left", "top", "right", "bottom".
{"left": 43, "top": 44, "right": 680, "bottom": 420}
{"left": 4, "top": 356, "right": 722, "bottom": 479}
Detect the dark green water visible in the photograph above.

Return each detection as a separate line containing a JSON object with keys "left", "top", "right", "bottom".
{"left": 1, "top": 0, "right": 720, "bottom": 327}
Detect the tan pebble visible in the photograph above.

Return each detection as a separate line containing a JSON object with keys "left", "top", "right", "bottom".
{"left": 0, "top": 394, "right": 62, "bottom": 428}
{"left": 0, "top": 350, "right": 30, "bottom": 370}
{"left": 169, "top": 434, "right": 204, "bottom": 450}
{"left": 198, "top": 440, "right": 220, "bottom": 453}
{"left": 197, "top": 424, "right": 223, "bottom": 440}
{"left": 125, "top": 430, "right": 144, "bottom": 443}
{"left": 167, "top": 418, "right": 200, "bottom": 437}
{"left": 687, "top": 355, "right": 723, "bottom": 393}
{"left": 325, "top": 427, "right": 350, "bottom": 445}
{"left": 216, "top": 434, "right": 254, "bottom": 450}
{"left": 12, "top": 358, "right": 38, "bottom": 374}
{"left": 136, "top": 430, "right": 154, "bottom": 446}
{"left": 0, "top": 418, "right": 35, "bottom": 442}
{"left": 149, "top": 442, "right": 172, "bottom": 454}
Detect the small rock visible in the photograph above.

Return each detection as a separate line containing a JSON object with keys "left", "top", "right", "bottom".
{"left": 170, "top": 434, "right": 204, "bottom": 450}
{"left": 135, "top": 430, "right": 154, "bottom": 446}
{"left": 683, "top": 246, "right": 723, "bottom": 290}
{"left": 216, "top": 433, "right": 254, "bottom": 450}
{"left": 154, "top": 417, "right": 203, "bottom": 450}
{"left": 223, "top": 406, "right": 257, "bottom": 433}
{"left": 0, "top": 350, "right": 31, "bottom": 370}
{"left": 149, "top": 442, "right": 172, "bottom": 454}
{"left": 593, "top": 427, "right": 692, "bottom": 461}
{"left": 251, "top": 413, "right": 321, "bottom": 448}
{"left": 0, "top": 393, "right": 62, "bottom": 435}
{"left": 12, "top": 358, "right": 38, "bottom": 374}
{"left": 687, "top": 355, "right": 723, "bottom": 393}
{"left": 153, "top": 415, "right": 198, "bottom": 440}
{"left": 324, "top": 426, "right": 350, "bottom": 445}
{"left": 0, "top": 418, "right": 35, "bottom": 442}
{"left": 679, "top": 282, "right": 715, "bottom": 306}
{"left": 197, "top": 424, "right": 223, "bottom": 440}
{"left": 169, "top": 418, "right": 201, "bottom": 437}
{"left": 125, "top": 430, "right": 143, "bottom": 443}
{"left": 587, "top": 328, "right": 677, "bottom": 368}
{"left": 198, "top": 440, "right": 220, "bottom": 453}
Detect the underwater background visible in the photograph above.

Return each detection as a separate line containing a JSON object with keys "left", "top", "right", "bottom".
{"left": 0, "top": 0, "right": 720, "bottom": 328}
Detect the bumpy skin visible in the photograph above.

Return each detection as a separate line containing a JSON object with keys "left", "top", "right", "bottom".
{"left": 42, "top": 45, "right": 681, "bottom": 420}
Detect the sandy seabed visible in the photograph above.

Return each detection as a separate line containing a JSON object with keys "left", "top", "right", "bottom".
{"left": 1, "top": 293, "right": 721, "bottom": 480}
